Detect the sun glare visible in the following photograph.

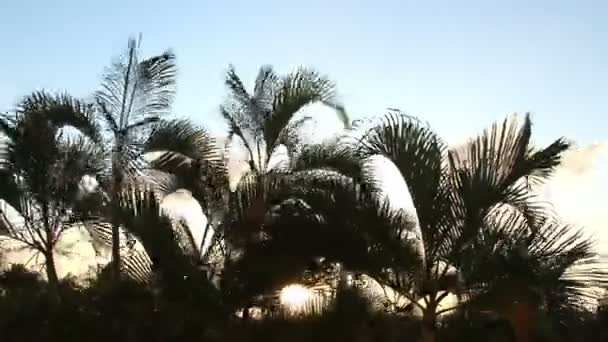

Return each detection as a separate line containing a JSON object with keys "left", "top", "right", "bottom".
{"left": 279, "top": 284, "right": 313, "bottom": 307}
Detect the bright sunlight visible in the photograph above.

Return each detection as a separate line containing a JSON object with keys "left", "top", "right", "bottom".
{"left": 279, "top": 284, "right": 313, "bottom": 308}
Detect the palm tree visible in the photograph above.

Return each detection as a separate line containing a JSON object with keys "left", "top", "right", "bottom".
{"left": 92, "top": 36, "right": 177, "bottom": 279}
{"left": 141, "top": 65, "right": 353, "bottom": 286}
{"left": 221, "top": 65, "right": 349, "bottom": 178}
{"left": 80, "top": 118, "right": 228, "bottom": 284}
{"left": 111, "top": 186, "right": 228, "bottom": 330}
{"left": 220, "top": 169, "right": 418, "bottom": 313}
{"left": 353, "top": 111, "right": 604, "bottom": 342}
{"left": 222, "top": 111, "right": 606, "bottom": 342}
{"left": 460, "top": 208, "right": 606, "bottom": 341}
{"left": 0, "top": 91, "right": 102, "bottom": 292}
{"left": 142, "top": 115, "right": 379, "bottom": 316}
{"left": 219, "top": 66, "right": 351, "bottom": 286}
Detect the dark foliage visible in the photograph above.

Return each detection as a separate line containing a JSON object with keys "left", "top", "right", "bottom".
{"left": 1, "top": 39, "right": 606, "bottom": 342}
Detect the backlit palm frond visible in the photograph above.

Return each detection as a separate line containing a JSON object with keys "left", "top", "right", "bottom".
{"left": 253, "top": 65, "right": 279, "bottom": 111}
{"left": 110, "top": 140, "right": 148, "bottom": 182}
{"left": 49, "top": 137, "right": 107, "bottom": 206}
{"left": 95, "top": 37, "right": 176, "bottom": 132}
{"left": 75, "top": 176, "right": 165, "bottom": 248}
{"left": 307, "top": 180, "right": 419, "bottom": 274}
{"left": 274, "top": 116, "right": 312, "bottom": 157}
{"left": 116, "top": 183, "right": 199, "bottom": 259}
{"left": 220, "top": 106, "right": 257, "bottom": 169}
{"left": 289, "top": 142, "right": 373, "bottom": 188}
{"left": 448, "top": 114, "right": 569, "bottom": 230}
{"left": 524, "top": 137, "right": 571, "bottom": 186}
{"left": 144, "top": 119, "right": 229, "bottom": 216}
{"left": 225, "top": 65, "right": 253, "bottom": 107}
{"left": 6, "top": 91, "right": 100, "bottom": 172}
{"left": 121, "top": 249, "right": 154, "bottom": 284}
{"left": 461, "top": 209, "right": 605, "bottom": 317}
{"left": 114, "top": 189, "right": 222, "bottom": 304}
{"left": 527, "top": 221, "right": 607, "bottom": 309}
{"left": 0, "top": 112, "right": 18, "bottom": 142}
{"left": 1, "top": 92, "right": 103, "bottom": 213}
{"left": 224, "top": 173, "right": 287, "bottom": 239}
{"left": 359, "top": 111, "right": 450, "bottom": 266}
{"left": 223, "top": 174, "right": 419, "bottom": 308}
{"left": 263, "top": 67, "right": 345, "bottom": 154}
{"left": 145, "top": 119, "right": 224, "bottom": 175}
{"left": 17, "top": 90, "right": 101, "bottom": 143}
{"left": 223, "top": 68, "right": 265, "bottom": 158}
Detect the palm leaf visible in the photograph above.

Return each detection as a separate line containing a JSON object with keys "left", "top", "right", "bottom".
{"left": 462, "top": 209, "right": 606, "bottom": 317}
{"left": 113, "top": 188, "right": 223, "bottom": 308}
{"left": 144, "top": 119, "right": 228, "bottom": 215}
{"left": 17, "top": 91, "right": 101, "bottom": 143}
{"left": 0, "top": 91, "right": 103, "bottom": 215}
{"left": 253, "top": 65, "right": 279, "bottom": 109}
{"left": 95, "top": 37, "right": 176, "bottom": 132}
{"left": 225, "top": 65, "right": 253, "bottom": 108}
{"left": 359, "top": 111, "right": 450, "bottom": 267}
{"left": 223, "top": 171, "right": 419, "bottom": 308}
{"left": 447, "top": 114, "right": 570, "bottom": 252}
{"left": 145, "top": 119, "right": 224, "bottom": 174}
{"left": 263, "top": 67, "right": 345, "bottom": 154}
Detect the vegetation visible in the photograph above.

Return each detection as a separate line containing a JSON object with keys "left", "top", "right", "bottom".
{"left": 0, "top": 37, "right": 607, "bottom": 342}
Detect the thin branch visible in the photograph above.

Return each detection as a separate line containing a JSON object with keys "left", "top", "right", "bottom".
{"left": 436, "top": 305, "right": 459, "bottom": 316}
{"left": 119, "top": 40, "right": 136, "bottom": 128}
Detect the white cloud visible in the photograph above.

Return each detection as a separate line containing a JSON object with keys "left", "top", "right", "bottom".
{"left": 538, "top": 142, "right": 608, "bottom": 254}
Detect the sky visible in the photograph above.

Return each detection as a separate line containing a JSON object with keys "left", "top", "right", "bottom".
{"left": 1, "top": 0, "right": 607, "bottom": 145}
{"left": 1, "top": 1, "right": 607, "bottom": 273}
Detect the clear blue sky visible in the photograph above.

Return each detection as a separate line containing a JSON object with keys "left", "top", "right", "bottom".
{"left": 1, "top": 0, "right": 606, "bottom": 145}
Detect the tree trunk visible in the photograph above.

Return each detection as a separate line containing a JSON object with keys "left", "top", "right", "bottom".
{"left": 421, "top": 307, "right": 437, "bottom": 342}
{"left": 242, "top": 304, "right": 251, "bottom": 320}
{"left": 111, "top": 220, "right": 121, "bottom": 281}
{"left": 41, "top": 203, "right": 59, "bottom": 299}
{"left": 200, "top": 222, "right": 211, "bottom": 255}
{"left": 110, "top": 160, "right": 123, "bottom": 281}
{"left": 45, "top": 250, "right": 59, "bottom": 285}
{"left": 44, "top": 249, "right": 59, "bottom": 300}
{"left": 505, "top": 302, "right": 534, "bottom": 342}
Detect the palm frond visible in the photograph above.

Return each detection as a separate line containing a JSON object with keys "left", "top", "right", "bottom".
{"left": 447, "top": 114, "right": 570, "bottom": 246}
{"left": 225, "top": 65, "right": 253, "bottom": 106}
{"left": 524, "top": 138, "right": 571, "bottom": 186}
{"left": 220, "top": 106, "right": 257, "bottom": 171}
{"left": 17, "top": 90, "right": 101, "bottom": 143}
{"left": 124, "top": 116, "right": 160, "bottom": 133}
{"left": 359, "top": 111, "right": 450, "bottom": 266}
{"left": 273, "top": 116, "right": 312, "bottom": 157}
{"left": 263, "top": 67, "right": 344, "bottom": 154}
{"left": 0, "top": 112, "right": 19, "bottom": 142}
{"left": 225, "top": 173, "right": 286, "bottom": 239}
{"left": 253, "top": 65, "right": 279, "bottom": 109}
{"left": 46, "top": 137, "right": 107, "bottom": 207}
{"left": 144, "top": 119, "right": 228, "bottom": 215}
{"left": 289, "top": 142, "right": 371, "bottom": 186}
{"left": 95, "top": 37, "right": 176, "bottom": 131}
{"left": 223, "top": 171, "right": 419, "bottom": 308}
{"left": 461, "top": 209, "right": 606, "bottom": 316}
{"left": 113, "top": 188, "right": 223, "bottom": 304}
{"left": 0, "top": 91, "right": 103, "bottom": 215}
{"left": 145, "top": 119, "right": 224, "bottom": 173}
{"left": 121, "top": 249, "right": 154, "bottom": 284}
